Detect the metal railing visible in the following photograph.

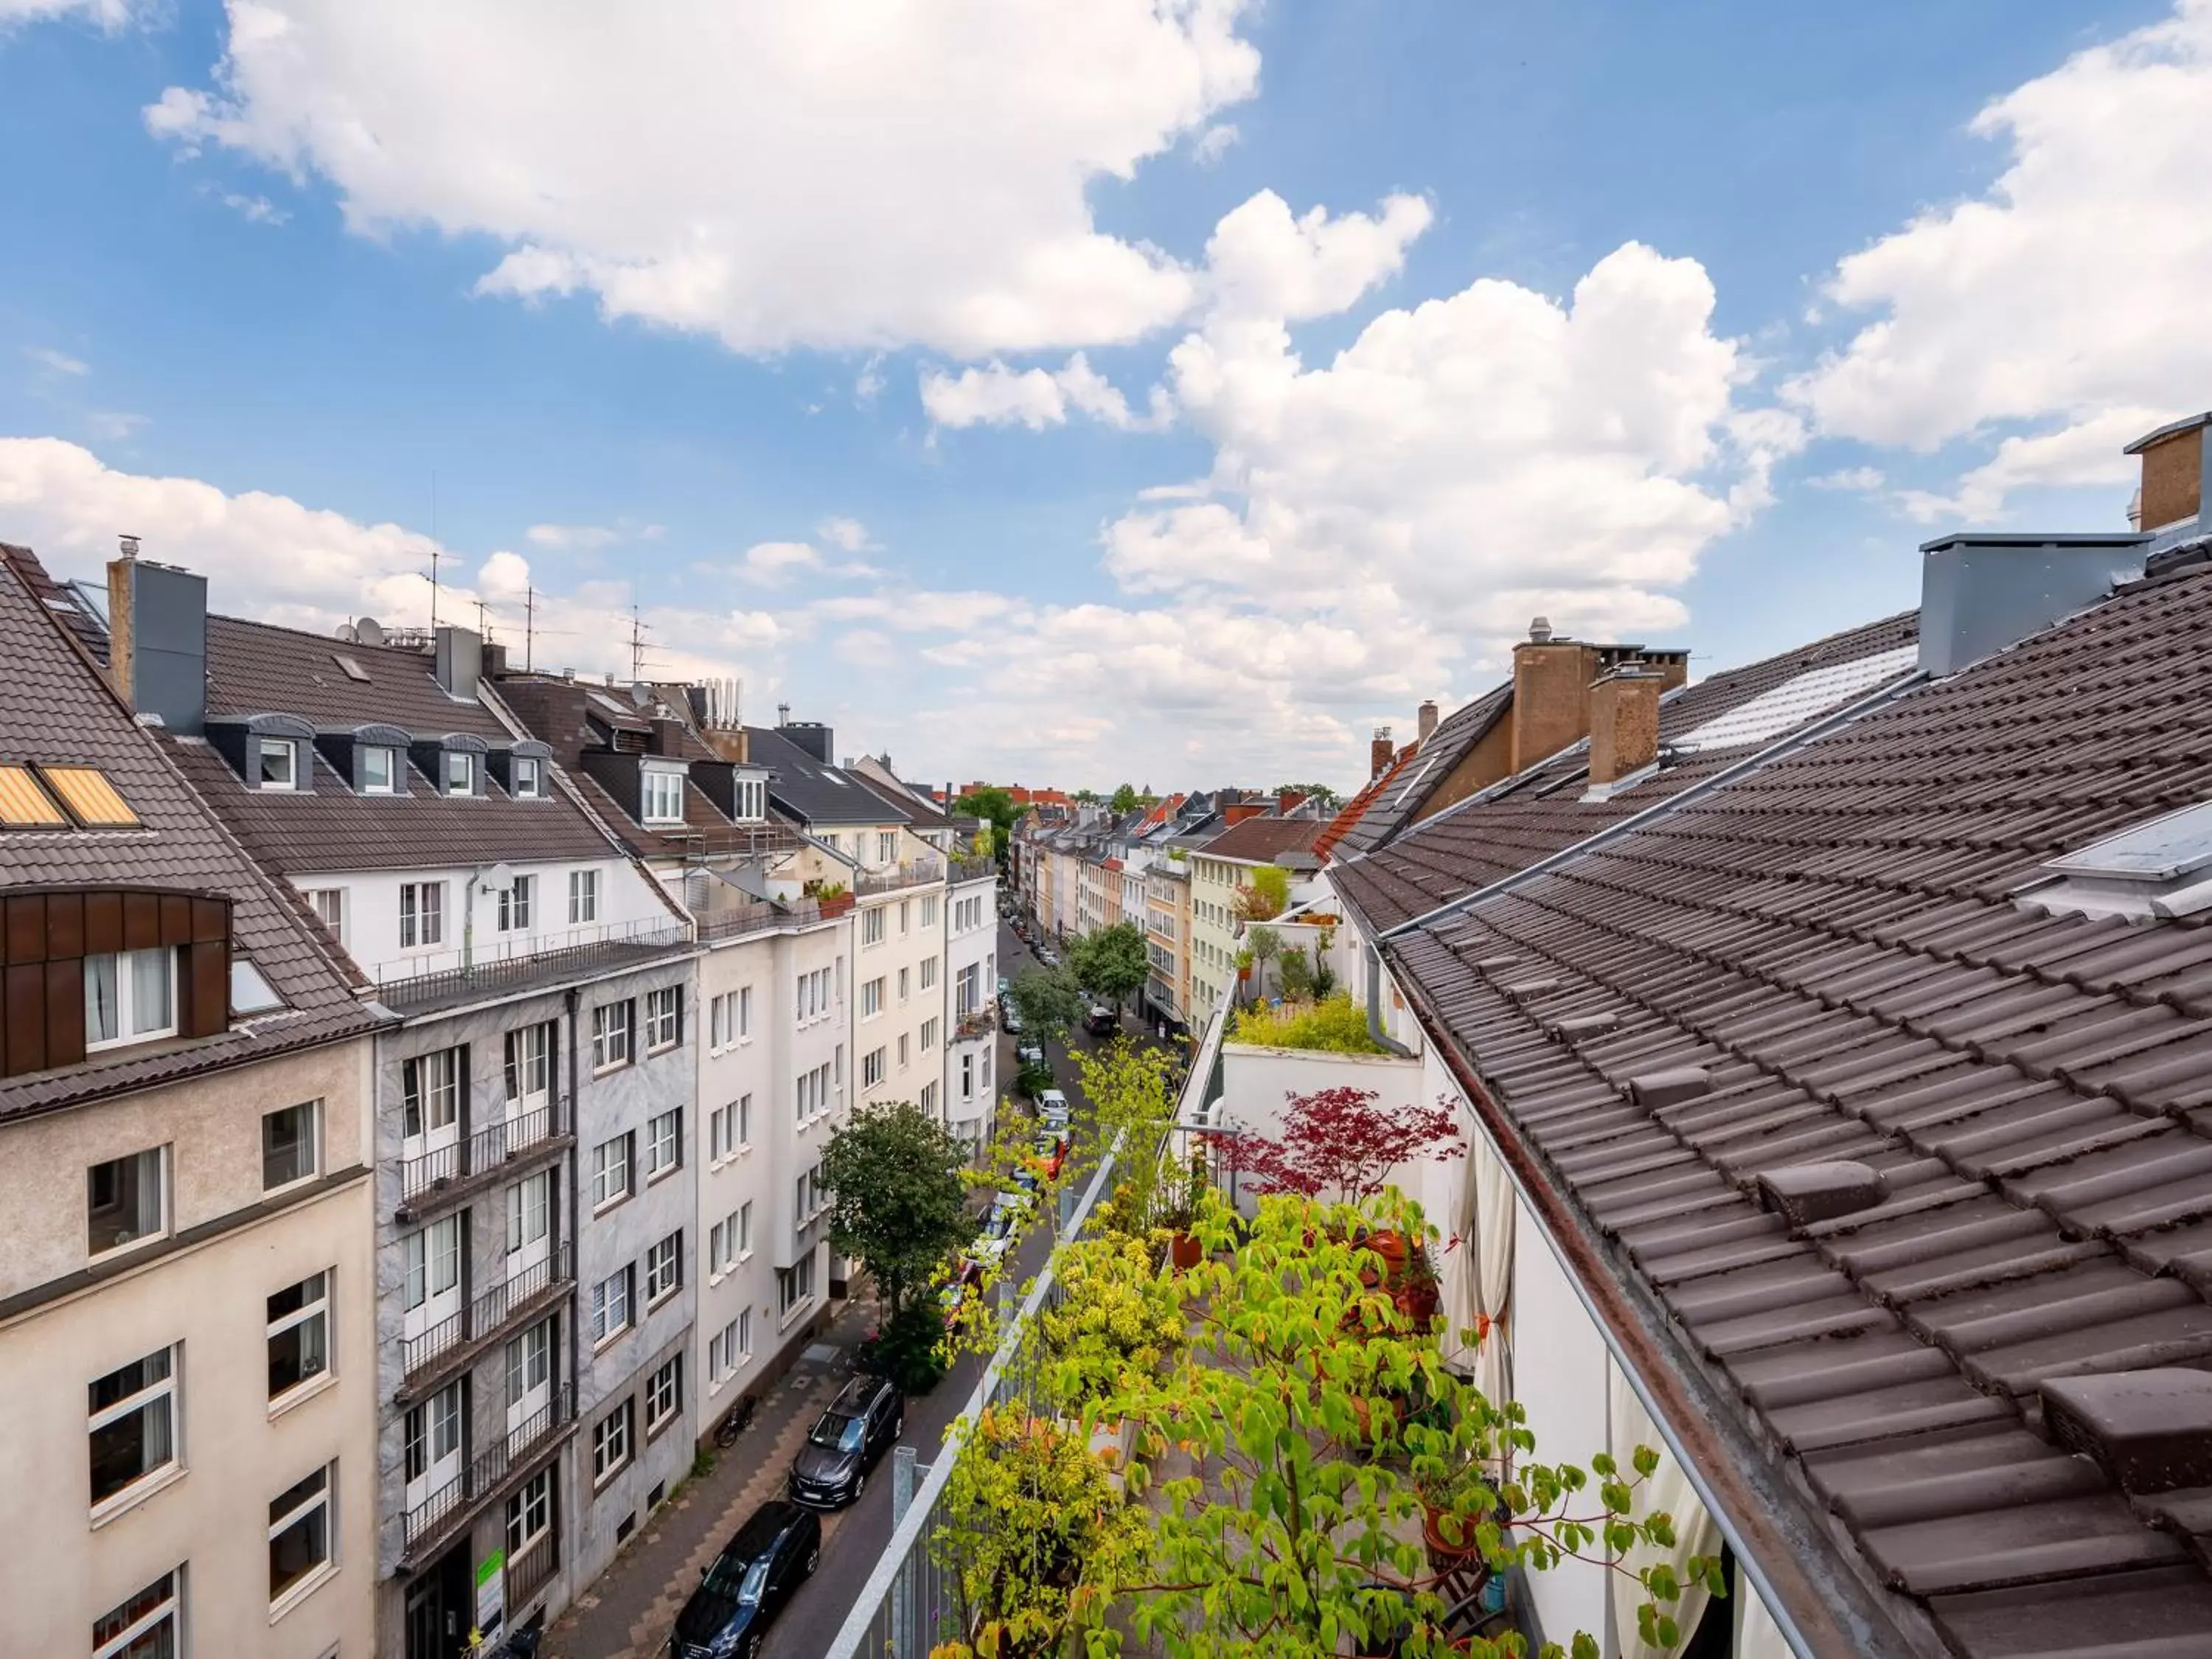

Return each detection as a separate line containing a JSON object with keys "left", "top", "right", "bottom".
{"left": 506, "top": 1527, "right": 559, "bottom": 1608}
{"left": 695, "top": 898, "right": 822, "bottom": 941}
{"left": 855, "top": 856, "right": 946, "bottom": 897}
{"left": 397, "top": 1097, "right": 569, "bottom": 1204}
{"left": 402, "top": 1384, "right": 574, "bottom": 1558}
{"left": 949, "top": 855, "right": 997, "bottom": 883}
{"left": 375, "top": 920, "right": 692, "bottom": 1008}
{"left": 954, "top": 1006, "right": 996, "bottom": 1041}
{"left": 401, "top": 1242, "right": 574, "bottom": 1380}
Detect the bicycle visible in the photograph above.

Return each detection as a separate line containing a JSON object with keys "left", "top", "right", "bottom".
{"left": 712, "top": 1392, "right": 758, "bottom": 1450}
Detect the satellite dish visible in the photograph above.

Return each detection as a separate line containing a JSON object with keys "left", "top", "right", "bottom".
{"left": 355, "top": 616, "right": 386, "bottom": 646}
{"left": 479, "top": 861, "right": 515, "bottom": 893}
{"left": 333, "top": 622, "right": 358, "bottom": 642}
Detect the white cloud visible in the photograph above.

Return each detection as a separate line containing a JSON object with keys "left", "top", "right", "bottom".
{"left": 737, "top": 541, "right": 823, "bottom": 585}
{"left": 1192, "top": 122, "right": 1239, "bottom": 165}
{"left": 220, "top": 192, "right": 289, "bottom": 225}
{"left": 919, "top": 351, "right": 1171, "bottom": 432}
{"left": 1806, "top": 466, "right": 1885, "bottom": 492}
{"left": 85, "top": 411, "right": 147, "bottom": 440}
{"left": 525, "top": 520, "right": 663, "bottom": 552}
{"left": 0, "top": 0, "right": 136, "bottom": 27}
{"left": 815, "top": 516, "right": 877, "bottom": 555}
{"left": 147, "top": 0, "right": 1262, "bottom": 358}
{"left": 737, "top": 529, "right": 881, "bottom": 588}
{"left": 24, "top": 346, "right": 88, "bottom": 376}
{"left": 1787, "top": 1, "right": 2212, "bottom": 509}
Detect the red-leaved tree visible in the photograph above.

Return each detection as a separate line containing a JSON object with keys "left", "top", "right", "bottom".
{"left": 1240, "top": 1085, "right": 1462, "bottom": 1202}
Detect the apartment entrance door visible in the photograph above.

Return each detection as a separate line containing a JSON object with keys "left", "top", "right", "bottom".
{"left": 404, "top": 1540, "right": 473, "bottom": 1659}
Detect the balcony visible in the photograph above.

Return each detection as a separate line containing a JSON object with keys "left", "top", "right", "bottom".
{"left": 695, "top": 897, "right": 823, "bottom": 942}
{"left": 373, "top": 919, "right": 692, "bottom": 1013}
{"left": 400, "top": 1241, "right": 574, "bottom": 1392}
{"left": 401, "top": 1384, "right": 575, "bottom": 1566}
{"left": 949, "top": 855, "right": 997, "bottom": 883}
{"left": 954, "top": 1005, "right": 996, "bottom": 1042}
{"left": 396, "top": 1097, "right": 572, "bottom": 1217}
{"left": 505, "top": 1526, "right": 558, "bottom": 1609}
{"left": 855, "top": 855, "right": 945, "bottom": 897}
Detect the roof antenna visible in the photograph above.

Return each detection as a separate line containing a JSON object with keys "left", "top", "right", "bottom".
{"left": 473, "top": 596, "right": 494, "bottom": 642}
{"left": 427, "top": 470, "right": 441, "bottom": 633}
{"left": 628, "top": 605, "right": 655, "bottom": 681}
{"left": 525, "top": 586, "right": 538, "bottom": 673}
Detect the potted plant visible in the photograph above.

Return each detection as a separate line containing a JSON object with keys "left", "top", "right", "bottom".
{"left": 1161, "top": 1150, "right": 1207, "bottom": 1271}
{"left": 802, "top": 877, "right": 854, "bottom": 918}
{"left": 1392, "top": 1244, "right": 1441, "bottom": 1330}
{"left": 1416, "top": 1444, "right": 1504, "bottom": 1566}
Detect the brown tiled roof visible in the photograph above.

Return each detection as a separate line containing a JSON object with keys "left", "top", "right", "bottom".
{"left": 1195, "top": 815, "right": 1325, "bottom": 865}
{"left": 208, "top": 614, "right": 512, "bottom": 739}
{"left": 0, "top": 553, "right": 378, "bottom": 1121}
{"left": 1315, "top": 744, "right": 1415, "bottom": 863}
{"left": 1335, "top": 611, "right": 1919, "bottom": 933}
{"left": 1335, "top": 681, "right": 1514, "bottom": 859}
{"left": 1383, "top": 568, "right": 2212, "bottom": 1655}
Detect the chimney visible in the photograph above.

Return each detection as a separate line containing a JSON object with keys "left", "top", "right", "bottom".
{"left": 650, "top": 717, "right": 686, "bottom": 757}
{"left": 105, "top": 553, "right": 206, "bottom": 734}
{"left": 1587, "top": 666, "right": 1663, "bottom": 785}
{"left": 1917, "top": 531, "right": 2149, "bottom": 678}
{"left": 1221, "top": 800, "right": 1267, "bottom": 826}
{"left": 434, "top": 625, "right": 483, "bottom": 701}
{"left": 1416, "top": 700, "right": 1439, "bottom": 747}
{"left": 780, "top": 720, "right": 835, "bottom": 763}
{"left": 1276, "top": 789, "right": 1307, "bottom": 815}
{"left": 1510, "top": 616, "right": 1598, "bottom": 773}
{"left": 1370, "top": 724, "right": 1395, "bottom": 780}
{"left": 2126, "top": 411, "right": 2210, "bottom": 538}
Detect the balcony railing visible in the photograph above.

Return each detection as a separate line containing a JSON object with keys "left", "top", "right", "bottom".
{"left": 506, "top": 1527, "right": 559, "bottom": 1609}
{"left": 696, "top": 898, "right": 822, "bottom": 942}
{"left": 855, "top": 856, "right": 945, "bottom": 897}
{"left": 401, "top": 1241, "right": 574, "bottom": 1382}
{"left": 402, "top": 1384, "right": 575, "bottom": 1561}
{"left": 397, "top": 1098, "right": 569, "bottom": 1207}
{"left": 954, "top": 1006, "right": 996, "bottom": 1042}
{"left": 373, "top": 919, "right": 692, "bottom": 1011}
{"left": 949, "top": 855, "right": 997, "bottom": 883}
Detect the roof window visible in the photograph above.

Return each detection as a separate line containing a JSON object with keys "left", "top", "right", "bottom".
{"left": 229, "top": 957, "right": 285, "bottom": 1015}
{"left": 641, "top": 765, "right": 686, "bottom": 825}
{"left": 331, "top": 653, "right": 372, "bottom": 684}
{"left": 2024, "top": 799, "right": 2212, "bottom": 922}
{"left": 259, "top": 738, "right": 302, "bottom": 791}
{"left": 0, "top": 764, "right": 69, "bottom": 827}
{"left": 41, "top": 766, "right": 140, "bottom": 828}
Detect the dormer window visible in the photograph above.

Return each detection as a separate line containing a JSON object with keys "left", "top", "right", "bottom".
{"left": 641, "top": 768, "right": 686, "bottom": 825}
{"left": 361, "top": 746, "right": 397, "bottom": 795}
{"left": 259, "top": 740, "right": 299, "bottom": 791}
{"left": 734, "top": 776, "right": 766, "bottom": 822}
{"left": 86, "top": 948, "right": 176, "bottom": 1051}
{"left": 512, "top": 757, "right": 543, "bottom": 799}
{"left": 444, "top": 751, "right": 474, "bottom": 796}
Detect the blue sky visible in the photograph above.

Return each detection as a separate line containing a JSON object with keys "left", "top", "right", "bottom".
{"left": 1, "top": 0, "right": 2202, "bottom": 791}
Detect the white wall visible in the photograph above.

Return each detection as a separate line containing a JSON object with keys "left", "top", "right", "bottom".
{"left": 945, "top": 872, "right": 999, "bottom": 1147}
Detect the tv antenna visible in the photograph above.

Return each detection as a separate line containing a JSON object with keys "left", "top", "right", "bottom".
{"left": 628, "top": 605, "right": 658, "bottom": 681}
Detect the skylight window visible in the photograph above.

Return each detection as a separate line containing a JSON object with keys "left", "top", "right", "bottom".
{"left": 259, "top": 740, "right": 299, "bottom": 791}
{"left": 2025, "top": 799, "right": 2212, "bottom": 922}
{"left": 230, "top": 958, "right": 285, "bottom": 1015}
{"left": 0, "top": 765, "right": 68, "bottom": 827}
{"left": 41, "top": 765, "right": 140, "bottom": 827}
{"left": 332, "top": 653, "right": 372, "bottom": 684}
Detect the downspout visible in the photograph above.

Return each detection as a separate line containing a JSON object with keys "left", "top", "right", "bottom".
{"left": 1364, "top": 940, "right": 1412, "bottom": 1057}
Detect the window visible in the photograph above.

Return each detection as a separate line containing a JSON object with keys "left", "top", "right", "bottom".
{"left": 258, "top": 739, "right": 299, "bottom": 790}
{"left": 89, "top": 1347, "right": 178, "bottom": 1509}
{"left": 795, "top": 1164, "right": 824, "bottom": 1223}
{"left": 645, "top": 1354, "right": 682, "bottom": 1436}
{"left": 507, "top": 1466, "right": 554, "bottom": 1565}
{"left": 592, "top": 1399, "right": 633, "bottom": 1485}
{"left": 568, "top": 869, "right": 599, "bottom": 924}
{"left": 267, "top": 1271, "right": 330, "bottom": 1401}
{"left": 796, "top": 965, "right": 831, "bottom": 1022}
{"left": 361, "top": 745, "right": 396, "bottom": 794}
{"left": 645, "top": 986, "right": 682, "bottom": 1051}
{"left": 400, "top": 880, "right": 445, "bottom": 948}
{"left": 921, "top": 1018, "right": 938, "bottom": 1051}
{"left": 709, "top": 1214, "right": 733, "bottom": 1277}
{"left": 862, "top": 1047, "right": 885, "bottom": 1089}
{"left": 307, "top": 887, "right": 345, "bottom": 941}
{"left": 84, "top": 948, "right": 175, "bottom": 1050}
{"left": 709, "top": 990, "right": 737, "bottom": 1051}
{"left": 777, "top": 1254, "right": 816, "bottom": 1315}
{"left": 641, "top": 768, "right": 686, "bottom": 824}
{"left": 592, "top": 1001, "right": 634, "bottom": 1070}
{"left": 709, "top": 1095, "right": 749, "bottom": 1161}
{"left": 645, "top": 1107, "right": 682, "bottom": 1179}
{"left": 922, "top": 894, "right": 939, "bottom": 928}
{"left": 262, "top": 1100, "right": 320, "bottom": 1189}
{"left": 268, "top": 1464, "right": 334, "bottom": 1603}
{"left": 591, "top": 1267, "right": 633, "bottom": 1346}
{"left": 900, "top": 900, "right": 911, "bottom": 935}
{"left": 444, "top": 750, "right": 474, "bottom": 796}
{"left": 860, "top": 977, "right": 883, "bottom": 1019}
{"left": 921, "top": 1080, "right": 939, "bottom": 1115}
{"left": 961, "top": 1052, "right": 974, "bottom": 1102}
{"left": 897, "top": 1033, "right": 909, "bottom": 1069}
{"left": 739, "top": 985, "right": 752, "bottom": 1038}
{"left": 898, "top": 967, "right": 910, "bottom": 1004}
{"left": 512, "top": 755, "right": 542, "bottom": 799}
{"left": 505, "top": 1320, "right": 553, "bottom": 1413}
{"left": 402, "top": 1048, "right": 462, "bottom": 1139}
{"left": 795, "top": 1060, "right": 833, "bottom": 1122}
{"left": 645, "top": 1231, "right": 682, "bottom": 1304}
{"left": 94, "top": 1568, "right": 183, "bottom": 1659}
{"left": 402, "top": 1217, "right": 462, "bottom": 1312}
{"left": 88, "top": 1147, "right": 167, "bottom": 1256}
{"left": 506, "top": 1171, "right": 552, "bottom": 1259}
{"left": 498, "top": 874, "right": 535, "bottom": 931}
{"left": 591, "top": 1133, "right": 633, "bottom": 1210}
{"left": 956, "top": 962, "right": 980, "bottom": 1018}
{"left": 861, "top": 907, "right": 885, "bottom": 947}
{"left": 920, "top": 955, "right": 938, "bottom": 990}
{"left": 734, "top": 776, "right": 767, "bottom": 821}
{"left": 877, "top": 832, "right": 897, "bottom": 863}
{"left": 712, "top": 1310, "right": 754, "bottom": 1382}
{"left": 740, "top": 1200, "right": 753, "bottom": 1257}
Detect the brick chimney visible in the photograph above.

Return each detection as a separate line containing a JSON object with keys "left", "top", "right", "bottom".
{"left": 1370, "top": 725, "right": 1395, "bottom": 780}
{"left": 1222, "top": 800, "right": 1267, "bottom": 827}
{"left": 2126, "top": 412, "right": 2209, "bottom": 537}
{"left": 106, "top": 551, "right": 207, "bottom": 734}
{"left": 1510, "top": 617, "right": 1596, "bottom": 774}
{"left": 1276, "top": 789, "right": 1308, "bottom": 815}
{"left": 1588, "top": 667, "right": 1663, "bottom": 785}
{"left": 1416, "top": 700, "right": 1439, "bottom": 747}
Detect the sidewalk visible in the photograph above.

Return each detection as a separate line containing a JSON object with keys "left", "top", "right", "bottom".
{"left": 542, "top": 1297, "right": 872, "bottom": 1659}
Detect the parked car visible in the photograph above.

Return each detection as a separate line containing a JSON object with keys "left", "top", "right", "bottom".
{"left": 1002, "top": 1005, "right": 1023, "bottom": 1035}
{"left": 1085, "top": 1004, "right": 1117, "bottom": 1036}
{"left": 997, "top": 975, "right": 1011, "bottom": 998}
{"left": 1015, "top": 1039, "right": 1046, "bottom": 1066}
{"left": 667, "top": 1500, "right": 821, "bottom": 1659}
{"left": 787, "top": 1376, "right": 904, "bottom": 1509}
{"left": 1032, "top": 1133, "right": 1069, "bottom": 1181}
{"left": 1036, "top": 1087, "right": 1068, "bottom": 1119}
{"left": 971, "top": 1192, "right": 1028, "bottom": 1264}
{"left": 939, "top": 1258, "right": 987, "bottom": 1331}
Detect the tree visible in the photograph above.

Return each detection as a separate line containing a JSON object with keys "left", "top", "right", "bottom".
{"left": 1072, "top": 787, "right": 1103, "bottom": 805}
{"left": 1071, "top": 1039, "right": 1180, "bottom": 1218}
{"left": 952, "top": 787, "right": 1018, "bottom": 867}
{"left": 1068, "top": 921, "right": 1149, "bottom": 1014}
{"left": 1110, "top": 782, "right": 1142, "bottom": 813}
{"left": 1277, "top": 945, "right": 1315, "bottom": 1003}
{"left": 1245, "top": 923, "right": 1281, "bottom": 1001}
{"left": 1233, "top": 865, "right": 1290, "bottom": 922}
{"left": 1009, "top": 964, "right": 1085, "bottom": 1040}
{"left": 820, "top": 1102, "right": 970, "bottom": 1319}
{"left": 1275, "top": 782, "right": 1345, "bottom": 811}
{"left": 1242, "top": 1085, "right": 1463, "bottom": 1203}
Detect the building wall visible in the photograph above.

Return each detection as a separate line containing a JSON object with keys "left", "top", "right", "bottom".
{"left": 852, "top": 860, "right": 947, "bottom": 1121}
{"left": 945, "top": 871, "right": 999, "bottom": 1151}
{"left": 0, "top": 1037, "right": 378, "bottom": 1659}
{"left": 1189, "top": 852, "right": 1253, "bottom": 1016}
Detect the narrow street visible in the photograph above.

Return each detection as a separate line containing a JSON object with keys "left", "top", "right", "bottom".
{"left": 546, "top": 915, "right": 1150, "bottom": 1659}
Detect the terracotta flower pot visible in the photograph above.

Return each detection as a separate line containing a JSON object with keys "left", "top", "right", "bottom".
{"left": 1395, "top": 1276, "right": 1441, "bottom": 1327}
{"left": 1169, "top": 1231, "right": 1203, "bottom": 1271}
{"left": 1422, "top": 1503, "right": 1481, "bottom": 1562}
{"left": 1362, "top": 1229, "right": 1409, "bottom": 1270}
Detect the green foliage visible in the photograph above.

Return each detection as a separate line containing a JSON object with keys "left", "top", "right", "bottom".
{"left": 1071, "top": 1040, "right": 1179, "bottom": 1219}
{"left": 866, "top": 1298, "right": 953, "bottom": 1397}
{"left": 1039, "top": 1231, "right": 1186, "bottom": 1408}
{"left": 1277, "top": 945, "right": 1315, "bottom": 1002}
{"left": 1110, "top": 783, "right": 1144, "bottom": 813}
{"left": 1232, "top": 864, "right": 1290, "bottom": 922}
{"left": 1228, "top": 992, "right": 1387, "bottom": 1054}
{"left": 1068, "top": 922, "right": 1149, "bottom": 1009}
{"left": 1017, "top": 1056, "right": 1057, "bottom": 1099}
{"left": 1010, "top": 964, "right": 1085, "bottom": 1040}
{"left": 801, "top": 877, "right": 848, "bottom": 900}
{"left": 1275, "top": 782, "right": 1344, "bottom": 811}
{"left": 821, "top": 1102, "right": 971, "bottom": 1318}
{"left": 952, "top": 787, "right": 1019, "bottom": 865}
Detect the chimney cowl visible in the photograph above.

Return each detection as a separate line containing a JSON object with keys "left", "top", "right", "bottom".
{"left": 434, "top": 625, "right": 484, "bottom": 702}
{"left": 1529, "top": 616, "right": 1553, "bottom": 644}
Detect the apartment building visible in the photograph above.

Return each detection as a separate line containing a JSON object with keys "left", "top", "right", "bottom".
{"left": 1141, "top": 858, "right": 1190, "bottom": 1032}
{"left": 943, "top": 860, "right": 998, "bottom": 1153}
{"left": 0, "top": 546, "right": 383, "bottom": 1659}
{"left": 113, "top": 571, "right": 699, "bottom": 1658}
{"left": 1186, "top": 814, "right": 1323, "bottom": 1015}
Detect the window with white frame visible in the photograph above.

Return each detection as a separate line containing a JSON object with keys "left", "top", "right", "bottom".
{"left": 498, "top": 873, "right": 534, "bottom": 931}
{"left": 644, "top": 1107, "right": 681, "bottom": 1180}
{"left": 402, "top": 1215, "right": 461, "bottom": 1315}
{"left": 403, "top": 1380, "right": 461, "bottom": 1492}
{"left": 506, "top": 1466, "right": 554, "bottom": 1568}
{"left": 897, "top": 967, "right": 909, "bottom": 1004}
{"left": 777, "top": 1254, "right": 815, "bottom": 1315}
{"left": 861, "top": 906, "right": 884, "bottom": 947}
{"left": 795, "top": 1164, "right": 826, "bottom": 1224}
{"left": 862, "top": 1047, "right": 885, "bottom": 1089}
{"left": 402, "top": 1048, "right": 462, "bottom": 1139}
{"left": 644, "top": 986, "right": 682, "bottom": 1051}
{"left": 738, "top": 1093, "right": 752, "bottom": 1146}
{"left": 711, "top": 1310, "right": 754, "bottom": 1382}
{"left": 645, "top": 1354, "right": 682, "bottom": 1437}
{"left": 258, "top": 738, "right": 299, "bottom": 790}
{"left": 84, "top": 948, "right": 175, "bottom": 1051}
{"left": 591, "top": 1399, "right": 633, "bottom": 1486}
{"left": 262, "top": 1099, "right": 321, "bottom": 1191}
{"left": 921, "top": 1079, "right": 939, "bottom": 1115}
{"left": 568, "top": 869, "right": 599, "bottom": 924}
{"left": 922, "top": 894, "right": 939, "bottom": 928}
{"left": 89, "top": 1346, "right": 179, "bottom": 1509}
{"left": 267, "top": 1270, "right": 330, "bottom": 1400}
{"left": 444, "top": 750, "right": 474, "bottom": 796}
{"left": 268, "top": 1463, "right": 335, "bottom": 1604}
{"left": 795, "top": 1060, "right": 833, "bottom": 1122}
{"left": 400, "top": 880, "right": 445, "bottom": 948}
{"left": 709, "top": 990, "right": 737, "bottom": 1051}
{"left": 94, "top": 1568, "right": 183, "bottom": 1659}
{"left": 796, "top": 966, "right": 831, "bottom": 1023}
{"left": 645, "top": 1231, "right": 682, "bottom": 1304}
{"left": 506, "top": 1319, "right": 553, "bottom": 1414}
{"left": 641, "top": 768, "right": 686, "bottom": 824}
{"left": 897, "top": 1034, "right": 909, "bottom": 1069}
{"left": 899, "top": 900, "right": 910, "bottom": 935}
{"left": 307, "top": 887, "right": 345, "bottom": 942}
{"left": 738, "top": 985, "right": 752, "bottom": 1037}
{"left": 733, "top": 776, "right": 767, "bottom": 821}
{"left": 88, "top": 1146, "right": 167, "bottom": 1257}
{"left": 877, "top": 831, "right": 897, "bottom": 863}
{"left": 591, "top": 1267, "right": 633, "bottom": 1346}
{"left": 961, "top": 1052, "right": 974, "bottom": 1102}
{"left": 709, "top": 1212, "right": 736, "bottom": 1276}
{"left": 512, "top": 755, "right": 543, "bottom": 799}
{"left": 921, "top": 1018, "right": 938, "bottom": 1051}
{"left": 860, "top": 976, "right": 883, "bottom": 1019}
{"left": 591, "top": 1133, "right": 633, "bottom": 1210}
{"left": 591, "top": 1001, "right": 633, "bottom": 1070}
{"left": 920, "top": 955, "right": 938, "bottom": 991}
{"left": 739, "top": 1199, "right": 753, "bottom": 1257}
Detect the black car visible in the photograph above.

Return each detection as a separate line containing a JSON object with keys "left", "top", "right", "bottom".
{"left": 787, "top": 1375, "right": 903, "bottom": 1509}
{"left": 667, "top": 1499, "right": 821, "bottom": 1659}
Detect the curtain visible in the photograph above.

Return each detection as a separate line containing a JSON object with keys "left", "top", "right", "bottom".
{"left": 1608, "top": 1362, "right": 1722, "bottom": 1659}
{"left": 1732, "top": 1562, "right": 1795, "bottom": 1659}
{"left": 1445, "top": 1124, "right": 1517, "bottom": 1408}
